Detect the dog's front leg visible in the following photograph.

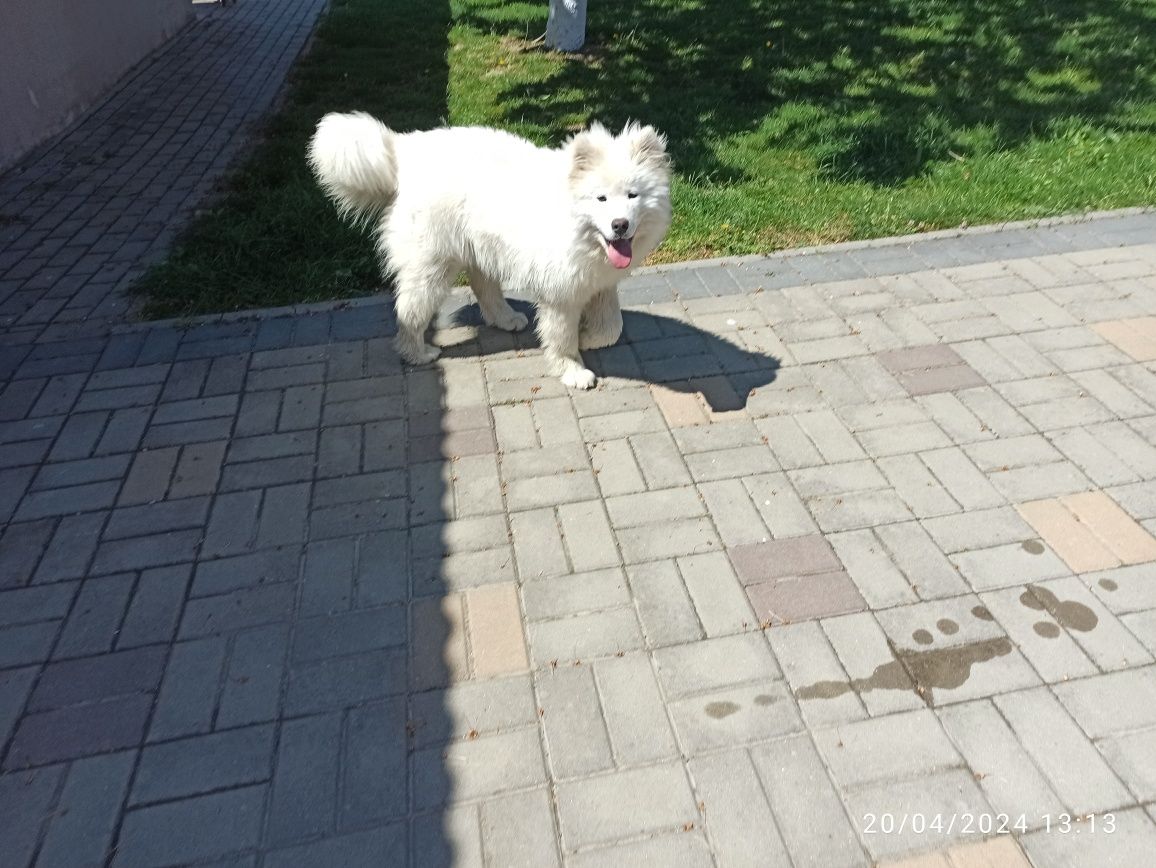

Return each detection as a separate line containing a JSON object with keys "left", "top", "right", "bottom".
{"left": 537, "top": 303, "right": 596, "bottom": 389}
{"left": 579, "top": 288, "right": 623, "bottom": 350}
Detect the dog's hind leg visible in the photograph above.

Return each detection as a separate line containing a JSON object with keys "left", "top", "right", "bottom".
{"left": 537, "top": 303, "right": 596, "bottom": 389}
{"left": 470, "top": 273, "right": 529, "bottom": 333}
{"left": 392, "top": 263, "right": 450, "bottom": 365}
{"left": 579, "top": 288, "right": 624, "bottom": 350}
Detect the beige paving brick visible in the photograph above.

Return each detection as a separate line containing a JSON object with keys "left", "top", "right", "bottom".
{"left": 947, "top": 837, "right": 1033, "bottom": 868}
{"left": 1062, "top": 490, "right": 1156, "bottom": 564}
{"left": 1017, "top": 498, "right": 1120, "bottom": 573}
{"left": 650, "top": 383, "right": 708, "bottom": 427}
{"left": 1092, "top": 318, "right": 1156, "bottom": 361}
{"left": 465, "top": 583, "right": 528, "bottom": 678}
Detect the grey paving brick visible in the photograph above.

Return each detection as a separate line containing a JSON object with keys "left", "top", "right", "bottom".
{"left": 284, "top": 649, "right": 405, "bottom": 715}
{"left": 995, "top": 686, "right": 1133, "bottom": 814}
{"left": 33, "top": 453, "right": 130, "bottom": 490}
{"left": 875, "top": 521, "right": 969, "bottom": 599}
{"left": 536, "top": 665, "right": 614, "bottom": 778}
{"left": 132, "top": 724, "right": 275, "bottom": 806}
{"left": 522, "top": 568, "right": 630, "bottom": 621}
{"left": 16, "top": 479, "right": 120, "bottom": 520}
{"left": 605, "top": 486, "right": 704, "bottom": 528}
{"left": 7, "top": 694, "right": 152, "bottom": 768}
{"left": 698, "top": 478, "right": 769, "bottom": 545}
{"left": 627, "top": 559, "right": 703, "bottom": 647}
{"left": 689, "top": 749, "right": 792, "bottom": 867}
{"left": 669, "top": 679, "right": 801, "bottom": 753}
{"left": 0, "top": 581, "right": 76, "bottom": 627}
{"left": 555, "top": 762, "right": 698, "bottom": 850}
{"left": 0, "top": 764, "right": 66, "bottom": 867}
{"left": 113, "top": 785, "right": 266, "bottom": 868}
{"left": 291, "top": 606, "right": 406, "bottom": 664}
{"left": 148, "top": 636, "right": 224, "bottom": 742}
{"left": 815, "top": 707, "right": 962, "bottom": 788}
{"left": 939, "top": 699, "right": 1066, "bottom": 818}
{"left": 104, "top": 495, "right": 209, "bottom": 540}
{"left": 678, "top": 551, "right": 756, "bottom": 636}
{"left": 748, "top": 734, "right": 869, "bottom": 868}
{"left": 36, "top": 750, "right": 136, "bottom": 868}
{"left": 479, "top": 788, "right": 561, "bottom": 868}
{"left": 220, "top": 454, "right": 314, "bottom": 492}
{"left": 528, "top": 608, "right": 643, "bottom": 666}
{"left": 118, "top": 446, "right": 178, "bottom": 505}
{"left": 615, "top": 516, "right": 720, "bottom": 562}
{"left": 1022, "top": 806, "right": 1156, "bottom": 868}
{"left": 337, "top": 697, "right": 407, "bottom": 827}
{"left": 1053, "top": 668, "right": 1156, "bottom": 740}
{"left": 557, "top": 499, "right": 619, "bottom": 571}
{"left": 32, "top": 646, "right": 165, "bottom": 711}
{"left": 588, "top": 439, "right": 645, "bottom": 496}
{"left": 265, "top": 825, "right": 405, "bottom": 868}
{"left": 654, "top": 632, "right": 780, "bottom": 698}
{"left": 91, "top": 529, "right": 200, "bottom": 574}
{"left": 266, "top": 712, "right": 342, "bottom": 844}
{"left": 828, "top": 529, "right": 916, "bottom": 608}
{"left": 630, "top": 430, "right": 693, "bottom": 488}
{"left": 922, "top": 506, "right": 1036, "bottom": 553}
{"left": 201, "top": 489, "right": 261, "bottom": 557}
{"left": 410, "top": 676, "right": 536, "bottom": 749}
{"left": 510, "top": 508, "right": 568, "bottom": 580}
{"left": 0, "top": 619, "right": 59, "bottom": 668}
{"left": 822, "top": 611, "right": 923, "bottom": 715}
{"left": 217, "top": 623, "right": 291, "bottom": 729}
{"left": 844, "top": 769, "right": 995, "bottom": 860}
{"left": 52, "top": 573, "right": 135, "bottom": 659}
{"left": 592, "top": 652, "right": 678, "bottom": 766}
{"left": 768, "top": 620, "right": 865, "bottom": 726}
{"left": 413, "top": 727, "right": 546, "bottom": 809}
{"left": 952, "top": 541, "right": 1070, "bottom": 592}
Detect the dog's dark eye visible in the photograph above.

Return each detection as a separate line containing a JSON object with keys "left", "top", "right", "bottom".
{"left": 596, "top": 195, "right": 607, "bottom": 202}
{"left": 627, "top": 191, "right": 639, "bottom": 199}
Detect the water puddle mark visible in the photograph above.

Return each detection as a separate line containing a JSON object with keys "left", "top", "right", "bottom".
{"left": 704, "top": 701, "right": 741, "bottom": 719}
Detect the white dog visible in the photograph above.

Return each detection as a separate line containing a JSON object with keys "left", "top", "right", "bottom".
{"left": 308, "top": 113, "right": 672, "bottom": 388}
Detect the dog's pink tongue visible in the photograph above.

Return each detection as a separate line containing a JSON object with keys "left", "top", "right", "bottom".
{"left": 607, "top": 238, "right": 632, "bottom": 269}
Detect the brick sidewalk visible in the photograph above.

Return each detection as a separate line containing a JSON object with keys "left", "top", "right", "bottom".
{"left": 0, "top": 0, "right": 326, "bottom": 344}
{"left": 2, "top": 210, "right": 1155, "bottom": 866}
{"left": 3, "top": 1, "right": 1156, "bottom": 863}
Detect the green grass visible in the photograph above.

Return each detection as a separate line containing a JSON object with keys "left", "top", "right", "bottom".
{"left": 136, "top": 0, "right": 1156, "bottom": 318}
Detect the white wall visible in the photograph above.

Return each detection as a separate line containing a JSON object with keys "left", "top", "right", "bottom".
{"left": 0, "top": 0, "right": 192, "bottom": 170}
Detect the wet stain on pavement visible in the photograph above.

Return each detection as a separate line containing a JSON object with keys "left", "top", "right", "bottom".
{"left": 704, "top": 701, "right": 741, "bottom": 719}
{"left": 797, "top": 637, "right": 1013, "bottom": 703}
{"left": 1021, "top": 584, "right": 1097, "bottom": 633}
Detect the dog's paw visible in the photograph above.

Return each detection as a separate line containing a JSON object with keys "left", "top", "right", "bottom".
{"left": 490, "top": 309, "right": 529, "bottom": 333}
{"left": 561, "top": 366, "right": 597, "bottom": 390}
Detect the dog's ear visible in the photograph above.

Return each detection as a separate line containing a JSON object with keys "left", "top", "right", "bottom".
{"left": 569, "top": 131, "right": 600, "bottom": 178}
{"left": 568, "top": 125, "right": 609, "bottom": 185}
{"left": 623, "top": 123, "right": 670, "bottom": 171}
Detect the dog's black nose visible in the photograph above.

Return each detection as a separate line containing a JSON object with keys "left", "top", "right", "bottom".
{"left": 611, "top": 218, "right": 629, "bottom": 236}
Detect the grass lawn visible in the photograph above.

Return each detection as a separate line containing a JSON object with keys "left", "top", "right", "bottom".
{"left": 136, "top": 0, "right": 1156, "bottom": 318}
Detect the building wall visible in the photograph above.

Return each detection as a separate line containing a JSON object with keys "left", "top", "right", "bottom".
{"left": 0, "top": 0, "right": 192, "bottom": 170}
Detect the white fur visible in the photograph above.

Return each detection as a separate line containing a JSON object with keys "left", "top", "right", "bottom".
{"left": 308, "top": 113, "right": 672, "bottom": 387}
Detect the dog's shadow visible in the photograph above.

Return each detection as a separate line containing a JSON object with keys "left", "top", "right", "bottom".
{"left": 438, "top": 298, "right": 781, "bottom": 412}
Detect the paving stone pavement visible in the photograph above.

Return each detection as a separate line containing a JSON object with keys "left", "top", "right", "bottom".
{"left": 4, "top": 4, "right": 1156, "bottom": 867}
{"left": 2, "top": 211, "right": 1155, "bottom": 866}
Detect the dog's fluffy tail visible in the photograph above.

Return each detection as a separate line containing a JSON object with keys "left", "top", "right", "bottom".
{"left": 308, "top": 112, "right": 398, "bottom": 223}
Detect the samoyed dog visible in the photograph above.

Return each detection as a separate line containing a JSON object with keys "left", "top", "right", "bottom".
{"left": 308, "top": 113, "right": 672, "bottom": 388}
